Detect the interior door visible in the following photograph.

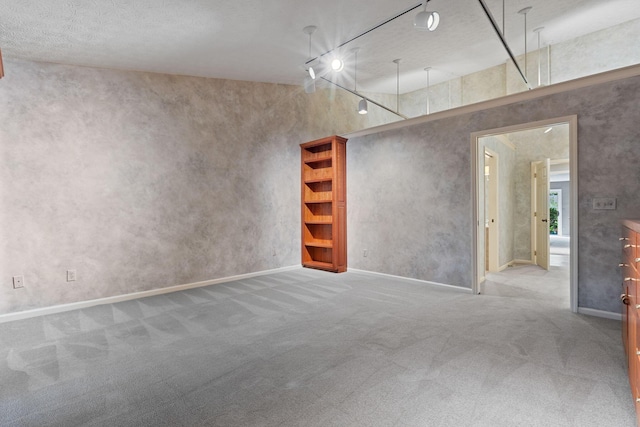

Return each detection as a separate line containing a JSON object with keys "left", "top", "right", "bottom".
{"left": 534, "top": 159, "right": 551, "bottom": 270}
{"left": 485, "top": 150, "right": 499, "bottom": 272}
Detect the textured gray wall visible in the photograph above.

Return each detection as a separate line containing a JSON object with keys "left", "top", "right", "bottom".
{"left": 347, "top": 74, "right": 640, "bottom": 313}
{"left": 2, "top": 59, "right": 639, "bottom": 316}
{"left": 0, "top": 59, "right": 396, "bottom": 315}
{"left": 482, "top": 137, "right": 516, "bottom": 267}
{"left": 347, "top": 119, "right": 473, "bottom": 287}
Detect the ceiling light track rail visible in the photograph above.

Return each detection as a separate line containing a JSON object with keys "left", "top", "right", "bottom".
{"left": 305, "top": 3, "right": 424, "bottom": 66}
{"left": 319, "top": 76, "right": 409, "bottom": 120}
{"left": 477, "top": 0, "right": 532, "bottom": 90}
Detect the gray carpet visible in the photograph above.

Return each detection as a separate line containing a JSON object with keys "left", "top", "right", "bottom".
{"left": 0, "top": 268, "right": 634, "bottom": 426}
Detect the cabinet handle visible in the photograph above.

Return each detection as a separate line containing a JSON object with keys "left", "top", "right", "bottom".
{"left": 620, "top": 263, "right": 629, "bottom": 267}
{"left": 636, "top": 258, "right": 640, "bottom": 263}
{"left": 625, "top": 277, "right": 633, "bottom": 282}
{"left": 620, "top": 237, "right": 629, "bottom": 241}
{"left": 625, "top": 244, "right": 635, "bottom": 249}
{"left": 622, "top": 294, "right": 631, "bottom": 305}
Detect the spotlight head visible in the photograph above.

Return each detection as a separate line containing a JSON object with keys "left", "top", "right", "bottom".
{"left": 331, "top": 58, "right": 344, "bottom": 72}
{"left": 358, "top": 98, "right": 368, "bottom": 115}
{"left": 308, "top": 66, "right": 316, "bottom": 80}
{"left": 414, "top": 10, "right": 439, "bottom": 31}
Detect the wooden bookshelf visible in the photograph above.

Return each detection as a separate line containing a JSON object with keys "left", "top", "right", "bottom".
{"left": 301, "top": 135, "right": 347, "bottom": 273}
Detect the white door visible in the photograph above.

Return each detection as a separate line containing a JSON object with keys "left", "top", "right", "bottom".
{"left": 485, "top": 150, "right": 499, "bottom": 272}
{"left": 534, "top": 159, "right": 550, "bottom": 270}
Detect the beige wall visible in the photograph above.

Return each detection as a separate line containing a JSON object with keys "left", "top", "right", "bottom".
{"left": 400, "top": 18, "right": 640, "bottom": 119}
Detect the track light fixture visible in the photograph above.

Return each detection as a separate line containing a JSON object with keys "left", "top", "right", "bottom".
{"left": 358, "top": 98, "right": 368, "bottom": 115}
{"left": 303, "top": 26, "right": 317, "bottom": 80}
{"left": 352, "top": 47, "right": 367, "bottom": 115}
{"left": 414, "top": 0, "right": 440, "bottom": 32}
{"left": 331, "top": 58, "right": 344, "bottom": 72}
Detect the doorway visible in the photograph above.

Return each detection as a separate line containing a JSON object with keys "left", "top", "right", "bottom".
{"left": 471, "top": 116, "right": 578, "bottom": 312}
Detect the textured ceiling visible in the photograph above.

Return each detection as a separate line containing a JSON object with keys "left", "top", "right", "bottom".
{"left": 1, "top": 0, "right": 638, "bottom": 94}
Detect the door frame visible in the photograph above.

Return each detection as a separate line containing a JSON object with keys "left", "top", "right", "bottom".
{"left": 485, "top": 148, "right": 499, "bottom": 273}
{"left": 470, "top": 115, "right": 578, "bottom": 313}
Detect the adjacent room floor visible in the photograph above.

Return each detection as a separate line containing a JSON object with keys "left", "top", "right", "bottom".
{"left": 0, "top": 267, "right": 634, "bottom": 426}
{"left": 484, "top": 234, "right": 571, "bottom": 308}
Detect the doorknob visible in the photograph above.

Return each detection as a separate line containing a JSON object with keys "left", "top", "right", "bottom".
{"left": 621, "top": 294, "right": 631, "bottom": 305}
{"left": 541, "top": 219, "right": 548, "bottom": 222}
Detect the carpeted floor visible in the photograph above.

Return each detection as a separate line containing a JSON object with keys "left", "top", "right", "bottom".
{"left": 0, "top": 267, "right": 634, "bottom": 426}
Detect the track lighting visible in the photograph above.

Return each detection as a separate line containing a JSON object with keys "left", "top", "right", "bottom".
{"left": 414, "top": 0, "right": 440, "bottom": 32}
{"left": 331, "top": 58, "right": 344, "bottom": 72}
{"left": 303, "top": 26, "right": 317, "bottom": 80}
{"left": 352, "top": 47, "right": 367, "bottom": 115}
{"left": 358, "top": 98, "right": 368, "bottom": 115}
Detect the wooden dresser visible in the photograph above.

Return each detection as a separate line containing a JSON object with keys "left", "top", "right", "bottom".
{"left": 621, "top": 220, "right": 640, "bottom": 425}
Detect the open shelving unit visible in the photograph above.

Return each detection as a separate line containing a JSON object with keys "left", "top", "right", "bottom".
{"left": 300, "top": 135, "right": 347, "bottom": 273}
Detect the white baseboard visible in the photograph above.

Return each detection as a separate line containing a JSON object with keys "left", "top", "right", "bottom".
{"left": 0, "top": 265, "right": 301, "bottom": 324}
{"left": 498, "top": 262, "right": 512, "bottom": 272}
{"left": 347, "top": 268, "right": 473, "bottom": 293}
{"left": 577, "top": 307, "right": 621, "bottom": 321}
{"left": 513, "top": 259, "right": 535, "bottom": 265}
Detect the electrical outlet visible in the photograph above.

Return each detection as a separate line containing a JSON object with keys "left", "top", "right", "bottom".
{"left": 67, "top": 270, "right": 77, "bottom": 282}
{"left": 593, "top": 198, "right": 616, "bottom": 210}
{"left": 13, "top": 276, "right": 24, "bottom": 289}
{"left": 363, "top": 249, "right": 368, "bottom": 257}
